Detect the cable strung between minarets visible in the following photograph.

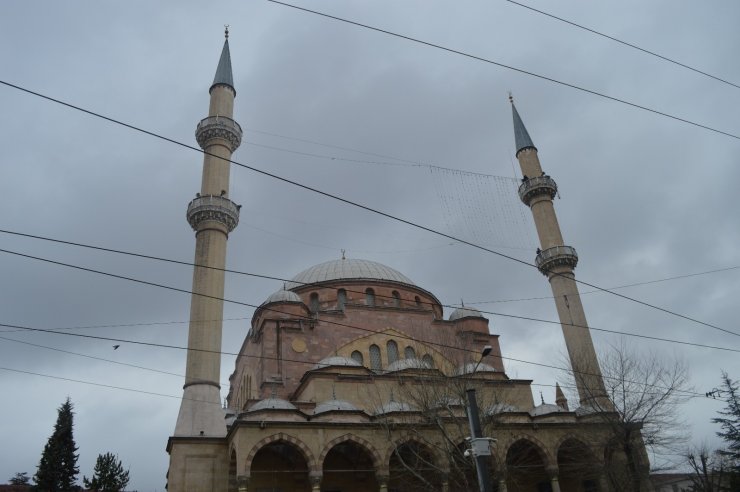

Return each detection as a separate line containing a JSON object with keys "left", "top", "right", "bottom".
{"left": 174, "top": 28, "right": 242, "bottom": 437}
{"left": 510, "top": 96, "right": 610, "bottom": 409}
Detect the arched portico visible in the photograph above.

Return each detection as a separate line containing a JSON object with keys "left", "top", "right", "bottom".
{"left": 388, "top": 439, "right": 443, "bottom": 492}
{"left": 557, "top": 437, "right": 602, "bottom": 491}
{"left": 246, "top": 434, "right": 316, "bottom": 492}
{"left": 505, "top": 437, "right": 550, "bottom": 492}
{"left": 321, "top": 439, "right": 379, "bottom": 492}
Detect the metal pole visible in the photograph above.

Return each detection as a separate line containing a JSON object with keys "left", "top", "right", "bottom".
{"left": 466, "top": 388, "right": 493, "bottom": 492}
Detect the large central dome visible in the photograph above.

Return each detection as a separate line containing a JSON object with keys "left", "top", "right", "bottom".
{"left": 286, "top": 258, "right": 415, "bottom": 290}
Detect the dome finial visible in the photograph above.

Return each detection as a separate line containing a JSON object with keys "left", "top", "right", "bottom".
{"left": 224, "top": 24, "right": 229, "bottom": 39}
{"left": 508, "top": 91, "right": 514, "bottom": 104}
{"left": 540, "top": 391, "right": 545, "bottom": 404}
{"left": 341, "top": 249, "right": 346, "bottom": 260}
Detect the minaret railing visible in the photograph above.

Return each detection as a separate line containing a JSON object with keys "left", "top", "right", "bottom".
{"left": 518, "top": 175, "right": 557, "bottom": 206}
{"left": 535, "top": 245, "right": 578, "bottom": 275}
{"left": 186, "top": 194, "right": 240, "bottom": 232}
{"left": 195, "top": 115, "right": 243, "bottom": 152}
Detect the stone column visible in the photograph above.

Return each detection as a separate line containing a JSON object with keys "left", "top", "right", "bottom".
{"left": 598, "top": 473, "right": 610, "bottom": 492}
{"left": 377, "top": 474, "right": 389, "bottom": 492}
{"left": 309, "top": 471, "right": 322, "bottom": 492}
{"left": 236, "top": 475, "right": 249, "bottom": 492}
{"left": 546, "top": 466, "right": 561, "bottom": 492}
{"left": 498, "top": 479, "right": 508, "bottom": 492}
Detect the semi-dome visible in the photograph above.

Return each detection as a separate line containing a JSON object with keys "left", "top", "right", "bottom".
{"left": 314, "top": 356, "right": 363, "bottom": 370}
{"left": 386, "top": 358, "right": 431, "bottom": 372}
{"left": 247, "top": 398, "right": 297, "bottom": 412}
{"left": 313, "top": 399, "right": 359, "bottom": 415}
{"left": 449, "top": 306, "right": 484, "bottom": 321}
{"left": 530, "top": 403, "right": 566, "bottom": 417}
{"left": 286, "top": 258, "right": 415, "bottom": 289}
{"left": 261, "top": 289, "right": 303, "bottom": 306}
{"left": 454, "top": 363, "right": 497, "bottom": 375}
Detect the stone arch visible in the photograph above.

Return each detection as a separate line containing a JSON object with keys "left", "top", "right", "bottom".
{"left": 556, "top": 434, "right": 603, "bottom": 491}
{"left": 503, "top": 434, "right": 553, "bottom": 467}
{"left": 555, "top": 433, "right": 600, "bottom": 462}
{"left": 245, "top": 432, "right": 318, "bottom": 473}
{"left": 319, "top": 433, "right": 383, "bottom": 471}
{"left": 384, "top": 436, "right": 445, "bottom": 472}
{"left": 387, "top": 436, "right": 446, "bottom": 492}
{"left": 504, "top": 434, "right": 552, "bottom": 492}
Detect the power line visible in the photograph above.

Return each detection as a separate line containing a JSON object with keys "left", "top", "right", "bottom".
{"left": 2, "top": 229, "right": 738, "bottom": 349}
{"left": 0, "top": 321, "right": 706, "bottom": 399}
{"left": 503, "top": 0, "right": 740, "bottom": 90}
{"left": 264, "top": 0, "right": 740, "bottom": 141}
{"left": 0, "top": 83, "right": 736, "bottom": 338}
{"left": 467, "top": 264, "right": 740, "bottom": 305}
{"left": 0, "top": 335, "right": 187, "bottom": 380}
{"left": 0, "top": 245, "right": 711, "bottom": 397}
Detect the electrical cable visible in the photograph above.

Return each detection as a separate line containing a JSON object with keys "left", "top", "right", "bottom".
{"left": 0, "top": 249, "right": 716, "bottom": 397}
{"left": 0, "top": 82, "right": 736, "bottom": 338}
{"left": 467, "top": 264, "right": 740, "bottom": 305}
{"left": 1, "top": 229, "right": 738, "bottom": 350}
{"left": 0, "top": 321, "right": 705, "bottom": 399}
{"left": 264, "top": 0, "right": 740, "bottom": 141}
{"left": 503, "top": 0, "right": 740, "bottom": 90}
{"left": 1, "top": 82, "right": 735, "bottom": 339}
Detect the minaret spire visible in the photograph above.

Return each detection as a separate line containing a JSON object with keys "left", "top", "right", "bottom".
{"left": 512, "top": 99, "right": 609, "bottom": 409}
{"left": 211, "top": 29, "right": 234, "bottom": 94}
{"left": 510, "top": 96, "right": 536, "bottom": 156}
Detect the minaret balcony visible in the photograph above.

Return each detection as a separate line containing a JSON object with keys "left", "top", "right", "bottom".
{"left": 518, "top": 175, "right": 557, "bottom": 206}
{"left": 535, "top": 245, "right": 578, "bottom": 275}
{"left": 186, "top": 194, "right": 240, "bottom": 232}
{"left": 195, "top": 116, "right": 243, "bottom": 152}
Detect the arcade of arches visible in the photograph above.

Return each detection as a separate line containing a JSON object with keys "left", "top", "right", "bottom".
{"left": 227, "top": 433, "right": 616, "bottom": 492}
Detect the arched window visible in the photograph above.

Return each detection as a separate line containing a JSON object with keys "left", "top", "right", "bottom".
{"left": 350, "top": 350, "right": 364, "bottom": 366}
{"left": 404, "top": 346, "right": 416, "bottom": 359}
{"left": 387, "top": 340, "right": 399, "bottom": 364}
{"left": 369, "top": 344, "right": 382, "bottom": 370}
{"left": 422, "top": 354, "right": 434, "bottom": 368}
{"left": 415, "top": 296, "right": 422, "bottom": 307}
{"left": 337, "top": 289, "right": 346, "bottom": 310}
{"left": 309, "top": 292, "right": 319, "bottom": 313}
{"left": 365, "top": 288, "right": 375, "bottom": 307}
{"left": 392, "top": 290, "right": 401, "bottom": 307}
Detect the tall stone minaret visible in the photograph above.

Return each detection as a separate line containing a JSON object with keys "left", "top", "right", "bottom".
{"left": 174, "top": 27, "right": 242, "bottom": 437}
{"left": 510, "top": 97, "right": 608, "bottom": 407}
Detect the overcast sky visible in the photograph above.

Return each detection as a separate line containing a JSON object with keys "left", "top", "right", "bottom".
{"left": 1, "top": 1, "right": 739, "bottom": 490}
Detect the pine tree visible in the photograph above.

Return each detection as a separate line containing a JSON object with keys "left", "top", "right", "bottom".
{"left": 712, "top": 372, "right": 740, "bottom": 467}
{"left": 83, "top": 453, "right": 130, "bottom": 492}
{"left": 34, "top": 398, "right": 80, "bottom": 491}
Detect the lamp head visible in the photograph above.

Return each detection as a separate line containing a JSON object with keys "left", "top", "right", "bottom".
{"left": 481, "top": 345, "right": 492, "bottom": 358}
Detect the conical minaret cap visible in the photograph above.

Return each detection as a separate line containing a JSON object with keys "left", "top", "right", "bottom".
{"left": 510, "top": 98, "right": 536, "bottom": 156}
{"left": 210, "top": 38, "right": 234, "bottom": 94}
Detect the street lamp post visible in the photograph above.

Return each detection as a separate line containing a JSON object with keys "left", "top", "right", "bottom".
{"left": 465, "top": 345, "right": 495, "bottom": 492}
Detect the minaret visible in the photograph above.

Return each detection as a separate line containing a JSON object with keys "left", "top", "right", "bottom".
{"left": 511, "top": 97, "right": 608, "bottom": 407}
{"left": 174, "top": 27, "right": 242, "bottom": 437}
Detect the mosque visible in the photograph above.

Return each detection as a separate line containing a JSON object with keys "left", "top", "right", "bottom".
{"left": 166, "top": 32, "right": 651, "bottom": 492}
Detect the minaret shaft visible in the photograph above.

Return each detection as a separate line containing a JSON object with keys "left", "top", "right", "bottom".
{"left": 174, "top": 38, "right": 241, "bottom": 438}
{"left": 512, "top": 107, "right": 608, "bottom": 407}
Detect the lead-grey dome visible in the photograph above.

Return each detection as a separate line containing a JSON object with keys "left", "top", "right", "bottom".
{"left": 314, "top": 356, "right": 362, "bottom": 370}
{"left": 454, "top": 363, "right": 497, "bottom": 375}
{"left": 247, "top": 398, "right": 297, "bottom": 412}
{"left": 375, "top": 400, "right": 413, "bottom": 415}
{"left": 286, "top": 258, "right": 415, "bottom": 289}
{"left": 313, "top": 399, "right": 359, "bottom": 415}
{"left": 530, "top": 403, "right": 566, "bottom": 417}
{"left": 449, "top": 306, "right": 484, "bottom": 321}
{"left": 262, "top": 289, "right": 303, "bottom": 306}
{"left": 386, "top": 358, "right": 431, "bottom": 372}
